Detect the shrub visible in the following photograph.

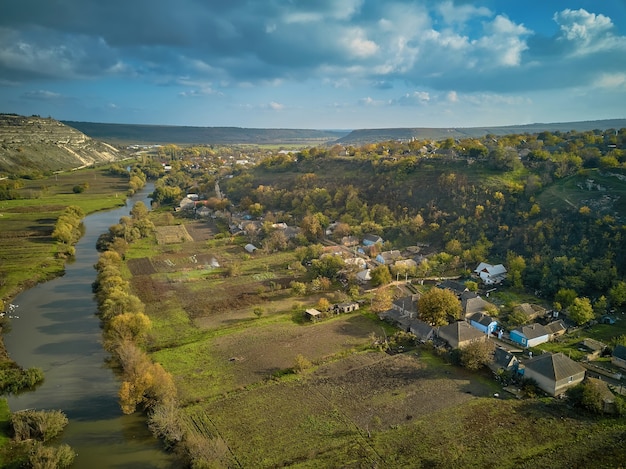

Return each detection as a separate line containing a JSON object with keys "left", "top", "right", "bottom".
{"left": 28, "top": 442, "right": 76, "bottom": 469}
{"left": 11, "top": 409, "right": 68, "bottom": 442}
{"left": 0, "top": 367, "right": 44, "bottom": 394}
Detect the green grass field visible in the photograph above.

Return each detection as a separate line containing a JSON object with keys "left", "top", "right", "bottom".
{"left": 0, "top": 168, "right": 129, "bottom": 301}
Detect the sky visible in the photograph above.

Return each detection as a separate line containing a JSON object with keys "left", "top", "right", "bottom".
{"left": 1, "top": 0, "right": 626, "bottom": 130}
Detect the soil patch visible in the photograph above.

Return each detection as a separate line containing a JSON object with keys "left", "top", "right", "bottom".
{"left": 154, "top": 225, "right": 193, "bottom": 244}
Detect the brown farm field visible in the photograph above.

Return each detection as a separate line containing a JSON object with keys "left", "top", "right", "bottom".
{"left": 127, "top": 218, "right": 626, "bottom": 468}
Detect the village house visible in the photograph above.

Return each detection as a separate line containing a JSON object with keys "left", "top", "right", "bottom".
{"left": 581, "top": 338, "right": 607, "bottom": 361}
{"left": 437, "top": 279, "right": 469, "bottom": 297}
{"left": 513, "top": 303, "right": 547, "bottom": 322}
{"left": 489, "top": 347, "right": 519, "bottom": 373}
{"left": 611, "top": 344, "right": 626, "bottom": 370}
{"left": 341, "top": 236, "right": 360, "bottom": 247}
{"left": 363, "top": 233, "right": 383, "bottom": 246}
{"left": 409, "top": 319, "right": 435, "bottom": 342}
{"left": 545, "top": 319, "right": 567, "bottom": 340}
{"left": 461, "top": 292, "right": 497, "bottom": 318}
{"left": 510, "top": 323, "right": 550, "bottom": 348}
{"left": 437, "top": 321, "right": 487, "bottom": 349}
{"left": 376, "top": 250, "right": 402, "bottom": 265}
{"left": 474, "top": 262, "right": 507, "bottom": 285}
{"left": 332, "top": 301, "right": 360, "bottom": 314}
{"left": 520, "top": 352, "right": 586, "bottom": 396}
{"left": 391, "top": 295, "right": 419, "bottom": 318}
{"left": 467, "top": 312, "right": 498, "bottom": 335}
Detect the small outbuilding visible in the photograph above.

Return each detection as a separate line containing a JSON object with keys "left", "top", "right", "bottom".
{"left": 611, "top": 344, "right": 626, "bottom": 370}
{"left": 305, "top": 308, "right": 322, "bottom": 321}
{"left": 244, "top": 243, "right": 258, "bottom": 253}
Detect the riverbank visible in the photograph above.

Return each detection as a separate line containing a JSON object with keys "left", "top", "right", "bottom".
{"left": 2, "top": 179, "right": 177, "bottom": 467}
{"left": 0, "top": 167, "right": 130, "bottom": 304}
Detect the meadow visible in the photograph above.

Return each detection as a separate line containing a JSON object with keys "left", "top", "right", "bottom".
{"left": 0, "top": 167, "right": 130, "bottom": 302}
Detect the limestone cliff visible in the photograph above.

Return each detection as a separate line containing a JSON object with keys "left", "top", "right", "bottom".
{"left": 0, "top": 114, "right": 123, "bottom": 174}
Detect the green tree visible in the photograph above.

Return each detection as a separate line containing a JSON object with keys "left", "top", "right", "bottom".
{"left": 609, "top": 281, "right": 626, "bottom": 307}
{"left": 459, "top": 340, "right": 496, "bottom": 371}
{"left": 555, "top": 288, "right": 578, "bottom": 310}
{"left": 568, "top": 297, "right": 594, "bottom": 325}
{"left": 370, "top": 265, "right": 392, "bottom": 287}
{"left": 418, "top": 288, "right": 461, "bottom": 326}
{"left": 506, "top": 252, "right": 526, "bottom": 290}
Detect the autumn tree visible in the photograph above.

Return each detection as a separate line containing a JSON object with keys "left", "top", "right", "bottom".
{"left": 371, "top": 287, "right": 393, "bottom": 313}
{"left": 418, "top": 288, "right": 461, "bottom": 326}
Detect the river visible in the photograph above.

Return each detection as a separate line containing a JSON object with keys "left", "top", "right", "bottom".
{"left": 4, "top": 183, "right": 178, "bottom": 468}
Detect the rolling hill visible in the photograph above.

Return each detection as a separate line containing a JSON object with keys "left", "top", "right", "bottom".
{"left": 62, "top": 121, "right": 349, "bottom": 146}
{"left": 0, "top": 114, "right": 123, "bottom": 175}
{"left": 335, "top": 119, "right": 626, "bottom": 145}
{"left": 61, "top": 118, "right": 626, "bottom": 146}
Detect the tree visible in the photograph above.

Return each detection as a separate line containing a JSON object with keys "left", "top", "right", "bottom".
{"left": 459, "top": 340, "right": 496, "bottom": 371}
{"left": 568, "top": 297, "right": 594, "bottom": 325}
{"left": 290, "top": 281, "right": 307, "bottom": 296}
{"left": 418, "top": 288, "right": 461, "bottom": 326}
{"left": 316, "top": 297, "right": 331, "bottom": 312}
{"left": 300, "top": 214, "right": 324, "bottom": 241}
{"left": 506, "top": 252, "right": 526, "bottom": 290}
{"left": 371, "top": 287, "right": 393, "bottom": 313}
{"left": 370, "top": 265, "right": 392, "bottom": 287}
{"left": 609, "top": 281, "right": 626, "bottom": 307}
{"left": 555, "top": 288, "right": 578, "bottom": 310}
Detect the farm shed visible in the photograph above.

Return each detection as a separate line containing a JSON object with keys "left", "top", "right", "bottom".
{"left": 244, "top": 243, "right": 258, "bottom": 253}
{"left": 305, "top": 308, "right": 322, "bottom": 321}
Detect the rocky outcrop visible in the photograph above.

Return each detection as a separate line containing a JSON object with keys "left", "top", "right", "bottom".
{"left": 0, "top": 114, "right": 123, "bottom": 174}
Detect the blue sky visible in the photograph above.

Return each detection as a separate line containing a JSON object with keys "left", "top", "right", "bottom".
{"left": 1, "top": 0, "right": 625, "bottom": 129}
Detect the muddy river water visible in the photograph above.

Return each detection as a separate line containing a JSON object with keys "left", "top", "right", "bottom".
{"left": 4, "top": 183, "right": 177, "bottom": 468}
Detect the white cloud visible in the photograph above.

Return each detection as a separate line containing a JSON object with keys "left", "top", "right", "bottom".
{"left": 341, "top": 28, "right": 379, "bottom": 58}
{"left": 554, "top": 8, "right": 626, "bottom": 56}
{"left": 594, "top": 72, "right": 626, "bottom": 89}
{"left": 269, "top": 101, "right": 284, "bottom": 110}
{"left": 21, "top": 89, "right": 63, "bottom": 100}
{"left": 437, "top": 1, "right": 492, "bottom": 25}
{"left": 395, "top": 91, "right": 430, "bottom": 106}
{"left": 446, "top": 90, "right": 458, "bottom": 102}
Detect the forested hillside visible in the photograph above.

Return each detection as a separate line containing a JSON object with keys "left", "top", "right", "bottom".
{"left": 210, "top": 127, "right": 626, "bottom": 306}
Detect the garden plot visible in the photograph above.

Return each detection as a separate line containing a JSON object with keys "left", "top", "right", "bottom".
{"left": 154, "top": 225, "right": 193, "bottom": 244}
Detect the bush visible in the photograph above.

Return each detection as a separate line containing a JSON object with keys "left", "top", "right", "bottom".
{"left": 11, "top": 409, "right": 68, "bottom": 442}
{"left": 28, "top": 442, "right": 76, "bottom": 469}
{"left": 0, "top": 367, "right": 44, "bottom": 394}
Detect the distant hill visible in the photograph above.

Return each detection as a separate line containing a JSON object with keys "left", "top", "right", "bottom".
{"left": 62, "top": 121, "right": 349, "bottom": 146}
{"left": 62, "top": 118, "right": 626, "bottom": 146}
{"left": 336, "top": 119, "right": 626, "bottom": 145}
{"left": 0, "top": 114, "right": 122, "bottom": 175}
